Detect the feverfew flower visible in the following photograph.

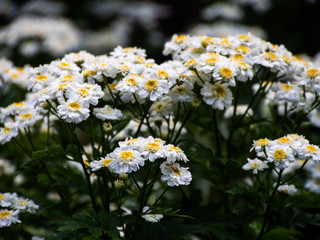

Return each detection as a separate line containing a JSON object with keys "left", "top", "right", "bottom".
{"left": 163, "top": 144, "right": 189, "bottom": 163}
{"left": 0, "top": 122, "right": 19, "bottom": 145}
{"left": 297, "top": 144, "right": 320, "bottom": 162}
{"left": 138, "top": 77, "right": 169, "bottom": 101}
{"left": 142, "top": 206, "right": 163, "bottom": 223}
{"left": 160, "top": 162, "right": 192, "bottom": 187}
{"left": 200, "top": 82, "right": 233, "bottom": 110}
{"left": 93, "top": 105, "right": 123, "bottom": 121}
{"left": 0, "top": 209, "right": 21, "bottom": 227}
{"left": 90, "top": 156, "right": 114, "bottom": 171}
{"left": 277, "top": 184, "right": 297, "bottom": 195}
{"left": 109, "top": 147, "right": 145, "bottom": 174}
{"left": 12, "top": 197, "right": 39, "bottom": 213}
{"left": 242, "top": 158, "right": 269, "bottom": 174}
{"left": 141, "top": 136, "right": 166, "bottom": 162}
{"left": 266, "top": 145, "right": 295, "bottom": 169}
{"left": 57, "top": 97, "right": 90, "bottom": 123}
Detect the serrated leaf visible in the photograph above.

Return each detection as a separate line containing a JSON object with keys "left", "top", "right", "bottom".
{"left": 261, "top": 228, "right": 302, "bottom": 240}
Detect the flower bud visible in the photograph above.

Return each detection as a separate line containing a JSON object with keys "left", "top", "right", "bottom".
{"left": 119, "top": 173, "right": 128, "bottom": 180}
{"left": 114, "top": 180, "right": 124, "bottom": 189}
{"left": 103, "top": 122, "right": 112, "bottom": 132}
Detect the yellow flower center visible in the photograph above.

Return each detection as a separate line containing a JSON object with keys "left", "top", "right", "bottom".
{"left": 126, "top": 78, "right": 137, "bottom": 86}
{"left": 185, "top": 59, "right": 197, "bottom": 68}
{"left": 263, "top": 52, "right": 277, "bottom": 61}
{"left": 158, "top": 71, "right": 169, "bottom": 79}
{"left": 0, "top": 194, "right": 4, "bottom": 199}
{"left": 232, "top": 54, "right": 245, "bottom": 62}
{"left": 219, "top": 67, "right": 233, "bottom": 79}
{"left": 236, "top": 46, "right": 250, "bottom": 54}
{"left": 3, "top": 127, "right": 10, "bottom": 134}
{"left": 60, "top": 62, "right": 70, "bottom": 68}
{"left": 146, "top": 143, "right": 160, "bottom": 153}
{"left": 255, "top": 139, "right": 269, "bottom": 146}
{"left": 174, "top": 35, "right": 187, "bottom": 44}
{"left": 36, "top": 75, "right": 48, "bottom": 82}
{"left": 220, "top": 38, "right": 231, "bottom": 48}
{"left": 119, "top": 64, "right": 130, "bottom": 73}
{"left": 214, "top": 85, "right": 227, "bottom": 98}
{"left": 145, "top": 79, "right": 159, "bottom": 91}
{"left": 239, "top": 34, "right": 250, "bottom": 42}
{"left": 169, "top": 145, "right": 182, "bottom": 153}
{"left": 78, "top": 88, "right": 89, "bottom": 97}
{"left": 18, "top": 200, "right": 27, "bottom": 206}
{"left": 206, "top": 57, "right": 218, "bottom": 66}
{"left": 120, "top": 151, "right": 134, "bottom": 162}
{"left": 102, "top": 159, "right": 112, "bottom": 167}
{"left": 83, "top": 70, "right": 96, "bottom": 77}
{"left": 252, "top": 162, "right": 261, "bottom": 168}
{"left": 135, "top": 57, "right": 145, "bottom": 64}
{"left": 0, "top": 211, "right": 11, "bottom": 218}
{"left": 306, "top": 69, "right": 320, "bottom": 78}
{"left": 273, "top": 149, "right": 287, "bottom": 161}
{"left": 237, "top": 61, "right": 248, "bottom": 70}
{"left": 21, "top": 113, "right": 33, "bottom": 119}
{"left": 277, "top": 137, "right": 291, "bottom": 144}
{"left": 201, "top": 37, "right": 215, "bottom": 47}
{"left": 280, "top": 84, "right": 293, "bottom": 91}
{"left": 13, "top": 102, "right": 24, "bottom": 107}
{"left": 306, "top": 145, "right": 317, "bottom": 153}
{"left": 68, "top": 102, "right": 81, "bottom": 111}
{"left": 63, "top": 75, "right": 74, "bottom": 81}
{"left": 59, "top": 83, "right": 68, "bottom": 90}
{"left": 11, "top": 73, "right": 18, "bottom": 79}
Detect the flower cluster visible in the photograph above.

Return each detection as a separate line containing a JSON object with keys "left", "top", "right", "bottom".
{"left": 0, "top": 16, "right": 81, "bottom": 57}
{"left": 245, "top": 134, "right": 320, "bottom": 172}
{"left": 90, "top": 136, "right": 192, "bottom": 187}
{"left": 0, "top": 192, "right": 38, "bottom": 227}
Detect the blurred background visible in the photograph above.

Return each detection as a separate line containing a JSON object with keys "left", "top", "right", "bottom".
{"left": 1, "top": 0, "right": 320, "bottom": 66}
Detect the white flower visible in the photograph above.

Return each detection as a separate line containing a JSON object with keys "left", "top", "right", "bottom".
{"left": 12, "top": 197, "right": 39, "bottom": 213}
{"left": 0, "top": 122, "right": 19, "bottom": 145}
{"left": 277, "top": 184, "right": 297, "bottom": 195}
{"left": 160, "top": 162, "right": 192, "bottom": 187}
{"left": 57, "top": 97, "right": 90, "bottom": 123}
{"left": 242, "top": 158, "right": 269, "bottom": 174}
{"left": 142, "top": 206, "right": 163, "bottom": 223}
{"left": 297, "top": 144, "right": 320, "bottom": 162}
{"left": 200, "top": 82, "right": 233, "bottom": 110}
{"left": 266, "top": 145, "right": 295, "bottom": 169}
{"left": 90, "top": 156, "right": 113, "bottom": 171}
{"left": 163, "top": 145, "right": 188, "bottom": 163}
{"left": 138, "top": 77, "right": 169, "bottom": 101}
{"left": 141, "top": 136, "right": 166, "bottom": 162}
{"left": 66, "top": 82, "right": 104, "bottom": 106}
{"left": 109, "top": 147, "right": 145, "bottom": 174}
{"left": 0, "top": 193, "right": 17, "bottom": 207}
{"left": 93, "top": 105, "right": 122, "bottom": 121}
{"left": 224, "top": 104, "right": 253, "bottom": 118}
{"left": 0, "top": 209, "right": 21, "bottom": 227}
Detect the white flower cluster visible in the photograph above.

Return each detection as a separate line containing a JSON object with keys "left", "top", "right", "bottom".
{"left": 0, "top": 192, "right": 39, "bottom": 227}
{"left": 0, "top": 16, "right": 81, "bottom": 57}
{"left": 245, "top": 134, "right": 320, "bottom": 171}
{"left": 90, "top": 136, "right": 191, "bottom": 187}
{"left": 163, "top": 33, "right": 320, "bottom": 116}
{"left": 0, "top": 57, "right": 31, "bottom": 89}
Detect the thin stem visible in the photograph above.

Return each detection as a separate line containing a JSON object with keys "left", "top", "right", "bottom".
{"left": 257, "top": 169, "right": 284, "bottom": 240}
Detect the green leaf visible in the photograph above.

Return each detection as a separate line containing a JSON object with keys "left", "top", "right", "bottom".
{"left": 261, "top": 228, "right": 302, "bottom": 240}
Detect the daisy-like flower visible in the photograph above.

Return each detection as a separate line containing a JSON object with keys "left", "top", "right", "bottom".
{"left": 163, "top": 144, "right": 189, "bottom": 163}
{"left": 57, "top": 96, "right": 90, "bottom": 123}
{"left": 297, "top": 144, "right": 320, "bottom": 162}
{"left": 160, "top": 162, "right": 192, "bottom": 187}
{"left": 266, "top": 146, "right": 295, "bottom": 169}
{"left": 0, "top": 122, "right": 19, "bottom": 145}
{"left": 17, "top": 109, "right": 43, "bottom": 128}
{"left": 12, "top": 197, "right": 39, "bottom": 213}
{"left": 0, "top": 209, "right": 21, "bottom": 227}
{"left": 142, "top": 206, "right": 163, "bottom": 223}
{"left": 200, "top": 82, "right": 233, "bottom": 110}
{"left": 109, "top": 147, "right": 145, "bottom": 174}
{"left": 141, "top": 136, "right": 166, "bottom": 162}
{"left": 277, "top": 184, "right": 297, "bottom": 195}
{"left": 299, "top": 67, "right": 320, "bottom": 85}
{"left": 90, "top": 156, "right": 114, "bottom": 171}
{"left": 212, "top": 60, "right": 237, "bottom": 86}
{"left": 66, "top": 82, "right": 104, "bottom": 106}
{"left": 169, "top": 83, "right": 194, "bottom": 102}
{"left": 93, "top": 105, "right": 122, "bottom": 121}
{"left": 242, "top": 158, "right": 269, "bottom": 174}
{"left": 150, "top": 96, "right": 174, "bottom": 117}
{"left": 0, "top": 193, "right": 16, "bottom": 207}
{"left": 224, "top": 104, "right": 253, "bottom": 118}
{"left": 305, "top": 176, "right": 320, "bottom": 193}
{"left": 138, "top": 77, "right": 169, "bottom": 101}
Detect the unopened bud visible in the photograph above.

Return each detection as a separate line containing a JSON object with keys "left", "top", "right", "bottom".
{"left": 191, "top": 97, "right": 201, "bottom": 108}
{"left": 103, "top": 122, "right": 112, "bottom": 132}
{"left": 119, "top": 173, "right": 128, "bottom": 180}
{"left": 115, "top": 179, "right": 124, "bottom": 189}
